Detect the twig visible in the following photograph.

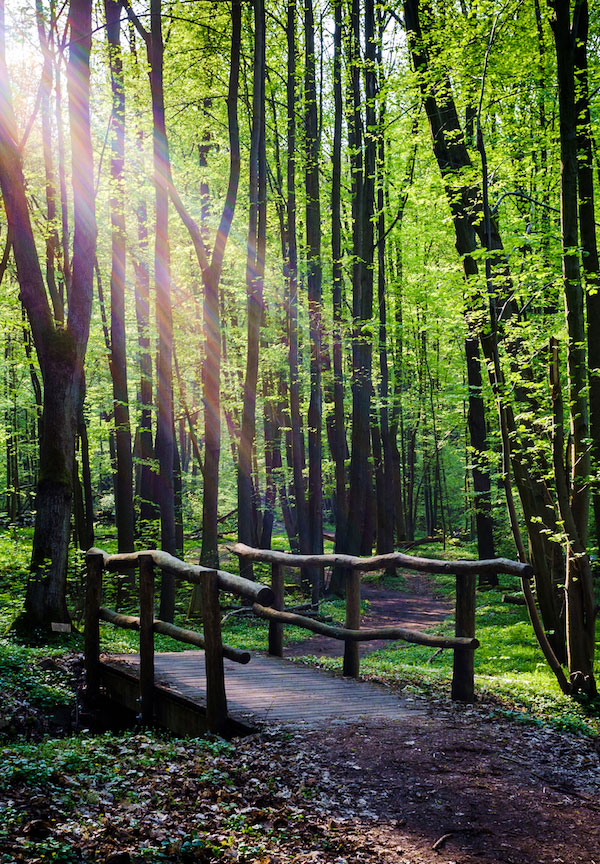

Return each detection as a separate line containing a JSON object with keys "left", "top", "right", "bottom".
{"left": 432, "top": 833, "right": 453, "bottom": 851}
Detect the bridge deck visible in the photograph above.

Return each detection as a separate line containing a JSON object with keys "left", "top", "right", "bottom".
{"left": 102, "top": 651, "right": 426, "bottom": 729}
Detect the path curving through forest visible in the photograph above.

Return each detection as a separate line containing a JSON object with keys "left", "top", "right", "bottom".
{"left": 285, "top": 572, "right": 452, "bottom": 658}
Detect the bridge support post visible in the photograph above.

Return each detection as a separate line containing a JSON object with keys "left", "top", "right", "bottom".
{"left": 268, "top": 562, "right": 284, "bottom": 657}
{"left": 84, "top": 551, "right": 104, "bottom": 700}
{"left": 452, "top": 573, "right": 476, "bottom": 701}
{"left": 343, "top": 568, "right": 360, "bottom": 678}
{"left": 202, "top": 568, "right": 228, "bottom": 734}
{"left": 139, "top": 554, "right": 155, "bottom": 725}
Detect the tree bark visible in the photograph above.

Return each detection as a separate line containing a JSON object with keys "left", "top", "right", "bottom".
{"left": 238, "top": 0, "right": 266, "bottom": 574}
{"left": 148, "top": 0, "right": 176, "bottom": 620}
{"left": 105, "top": 0, "right": 134, "bottom": 554}
{"left": 0, "top": 0, "right": 96, "bottom": 628}
{"left": 200, "top": 0, "right": 241, "bottom": 571}
{"left": 551, "top": 0, "right": 596, "bottom": 694}
{"left": 304, "top": 0, "right": 323, "bottom": 567}
{"left": 331, "top": 0, "right": 348, "bottom": 553}
{"left": 345, "top": 0, "right": 376, "bottom": 556}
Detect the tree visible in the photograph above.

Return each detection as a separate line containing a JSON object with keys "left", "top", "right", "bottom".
{"left": 0, "top": 0, "right": 96, "bottom": 628}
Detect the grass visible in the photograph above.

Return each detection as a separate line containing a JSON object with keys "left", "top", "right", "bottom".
{"left": 2, "top": 528, "right": 600, "bottom": 738}
{"left": 297, "top": 543, "right": 600, "bottom": 737}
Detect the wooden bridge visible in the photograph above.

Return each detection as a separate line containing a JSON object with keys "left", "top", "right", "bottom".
{"left": 84, "top": 545, "right": 533, "bottom": 736}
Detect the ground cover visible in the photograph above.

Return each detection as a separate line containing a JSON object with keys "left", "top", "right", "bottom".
{"left": 2, "top": 531, "right": 600, "bottom": 862}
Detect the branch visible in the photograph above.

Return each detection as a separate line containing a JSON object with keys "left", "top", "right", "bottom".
{"left": 118, "top": 0, "right": 149, "bottom": 44}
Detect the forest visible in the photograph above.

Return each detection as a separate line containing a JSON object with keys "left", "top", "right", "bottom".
{"left": 1, "top": 0, "right": 600, "bottom": 860}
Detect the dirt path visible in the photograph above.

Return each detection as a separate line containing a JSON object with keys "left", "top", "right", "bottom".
{"left": 256, "top": 701, "right": 600, "bottom": 864}
{"left": 285, "top": 572, "right": 452, "bottom": 658}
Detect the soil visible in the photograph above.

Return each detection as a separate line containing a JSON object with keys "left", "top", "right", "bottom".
{"left": 300, "top": 704, "right": 600, "bottom": 864}
{"left": 280, "top": 573, "right": 600, "bottom": 863}
{"left": 285, "top": 572, "right": 452, "bottom": 657}
{"left": 4, "top": 576, "right": 600, "bottom": 863}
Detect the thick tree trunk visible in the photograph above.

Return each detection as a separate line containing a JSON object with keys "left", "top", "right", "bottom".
{"left": 105, "top": 0, "right": 134, "bottom": 554}
{"left": 286, "top": 0, "right": 310, "bottom": 557}
{"left": 304, "top": 0, "right": 323, "bottom": 568}
{"left": 345, "top": 0, "right": 376, "bottom": 556}
{"left": 0, "top": 0, "right": 97, "bottom": 629}
{"left": 464, "top": 337, "right": 496, "bottom": 583}
{"left": 551, "top": 0, "right": 595, "bottom": 694}
{"left": 238, "top": 0, "right": 266, "bottom": 574}
{"left": 200, "top": 0, "right": 241, "bottom": 571}
{"left": 403, "top": 0, "right": 570, "bottom": 663}
{"left": 331, "top": 0, "right": 347, "bottom": 553}
{"left": 148, "top": 0, "right": 176, "bottom": 620}
{"left": 574, "top": 0, "right": 600, "bottom": 553}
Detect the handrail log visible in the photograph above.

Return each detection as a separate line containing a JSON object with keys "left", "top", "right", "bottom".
{"left": 252, "top": 603, "right": 479, "bottom": 650}
{"left": 98, "top": 607, "right": 251, "bottom": 664}
{"left": 154, "top": 620, "right": 251, "bottom": 665}
{"left": 99, "top": 607, "right": 140, "bottom": 630}
{"left": 232, "top": 543, "right": 533, "bottom": 579}
{"left": 87, "top": 548, "right": 274, "bottom": 604}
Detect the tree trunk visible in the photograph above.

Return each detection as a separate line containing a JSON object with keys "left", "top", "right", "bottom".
{"left": 0, "top": 0, "right": 96, "bottom": 629}
{"left": 345, "top": 0, "right": 376, "bottom": 556}
{"left": 238, "top": 0, "right": 266, "bottom": 574}
{"left": 105, "top": 0, "right": 134, "bottom": 554}
{"left": 551, "top": 0, "right": 596, "bottom": 694}
{"left": 574, "top": 0, "right": 600, "bottom": 553}
{"left": 200, "top": 0, "right": 241, "bottom": 572}
{"left": 148, "top": 0, "right": 176, "bottom": 620}
{"left": 286, "top": 0, "right": 310, "bottom": 557}
{"left": 331, "top": 0, "right": 347, "bottom": 554}
{"left": 304, "top": 0, "right": 323, "bottom": 569}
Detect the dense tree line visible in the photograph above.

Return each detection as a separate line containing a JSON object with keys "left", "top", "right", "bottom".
{"left": 0, "top": 0, "right": 599, "bottom": 695}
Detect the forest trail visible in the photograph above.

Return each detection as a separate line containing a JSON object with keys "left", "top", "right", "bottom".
{"left": 285, "top": 571, "right": 452, "bottom": 658}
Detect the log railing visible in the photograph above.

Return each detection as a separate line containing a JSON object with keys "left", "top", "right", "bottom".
{"left": 231, "top": 542, "right": 534, "bottom": 702}
{"left": 85, "top": 544, "right": 533, "bottom": 734}
{"left": 84, "top": 547, "right": 273, "bottom": 735}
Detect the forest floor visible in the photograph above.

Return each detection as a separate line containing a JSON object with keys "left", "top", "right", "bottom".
{"left": 285, "top": 571, "right": 452, "bottom": 657}
{"left": 2, "top": 575, "right": 600, "bottom": 863}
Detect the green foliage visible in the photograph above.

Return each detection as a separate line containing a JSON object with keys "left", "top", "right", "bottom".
{"left": 298, "top": 564, "right": 600, "bottom": 737}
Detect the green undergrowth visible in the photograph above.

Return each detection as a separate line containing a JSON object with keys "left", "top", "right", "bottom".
{"left": 298, "top": 558, "right": 600, "bottom": 737}
{"left": 3, "top": 529, "right": 600, "bottom": 739}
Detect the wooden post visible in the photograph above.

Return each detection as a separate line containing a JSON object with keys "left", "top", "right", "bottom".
{"left": 268, "top": 561, "right": 284, "bottom": 656}
{"left": 84, "top": 551, "right": 104, "bottom": 699}
{"left": 451, "top": 572, "right": 476, "bottom": 701}
{"left": 138, "top": 554, "right": 155, "bottom": 725}
{"left": 343, "top": 567, "right": 360, "bottom": 678}
{"left": 202, "top": 568, "right": 228, "bottom": 734}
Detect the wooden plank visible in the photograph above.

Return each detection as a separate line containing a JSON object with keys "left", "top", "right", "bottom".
{"left": 105, "top": 651, "right": 426, "bottom": 729}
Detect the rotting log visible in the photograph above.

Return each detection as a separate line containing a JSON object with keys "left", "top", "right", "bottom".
{"left": 98, "top": 608, "right": 251, "bottom": 664}
{"left": 231, "top": 542, "right": 533, "bottom": 579}
{"left": 252, "top": 603, "right": 479, "bottom": 649}
{"left": 87, "top": 547, "right": 273, "bottom": 604}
